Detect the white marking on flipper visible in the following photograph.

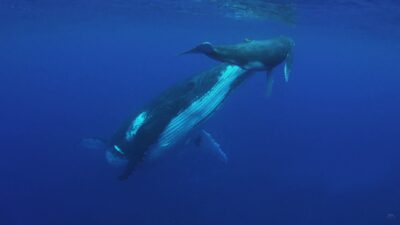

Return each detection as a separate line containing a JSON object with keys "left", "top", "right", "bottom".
{"left": 284, "top": 52, "right": 292, "bottom": 82}
{"left": 284, "top": 62, "right": 289, "bottom": 82}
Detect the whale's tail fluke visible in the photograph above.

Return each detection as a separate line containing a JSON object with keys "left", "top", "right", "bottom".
{"left": 80, "top": 138, "right": 128, "bottom": 168}
{"left": 180, "top": 42, "right": 215, "bottom": 55}
{"left": 80, "top": 137, "right": 108, "bottom": 151}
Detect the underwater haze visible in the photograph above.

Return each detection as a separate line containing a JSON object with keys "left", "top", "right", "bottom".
{"left": 1, "top": 0, "right": 400, "bottom": 225}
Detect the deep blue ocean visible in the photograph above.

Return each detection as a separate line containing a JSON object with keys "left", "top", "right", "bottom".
{"left": 1, "top": 1, "right": 400, "bottom": 225}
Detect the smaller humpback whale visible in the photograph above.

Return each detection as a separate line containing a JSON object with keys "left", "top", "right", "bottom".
{"left": 182, "top": 36, "right": 294, "bottom": 95}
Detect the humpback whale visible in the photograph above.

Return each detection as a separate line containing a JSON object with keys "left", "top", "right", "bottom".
{"left": 84, "top": 38, "right": 294, "bottom": 180}
{"left": 183, "top": 36, "right": 294, "bottom": 95}
{"left": 96, "top": 64, "right": 250, "bottom": 180}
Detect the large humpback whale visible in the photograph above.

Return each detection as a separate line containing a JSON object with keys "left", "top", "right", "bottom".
{"left": 84, "top": 37, "right": 294, "bottom": 180}
{"left": 183, "top": 36, "right": 294, "bottom": 95}
{"left": 98, "top": 65, "right": 250, "bottom": 180}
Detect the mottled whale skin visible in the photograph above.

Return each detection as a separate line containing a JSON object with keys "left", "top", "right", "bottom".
{"left": 107, "top": 64, "right": 253, "bottom": 180}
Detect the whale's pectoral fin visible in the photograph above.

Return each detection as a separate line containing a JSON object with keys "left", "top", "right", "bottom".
{"left": 265, "top": 71, "right": 274, "bottom": 97}
{"left": 195, "top": 130, "right": 228, "bottom": 163}
{"left": 284, "top": 51, "right": 293, "bottom": 82}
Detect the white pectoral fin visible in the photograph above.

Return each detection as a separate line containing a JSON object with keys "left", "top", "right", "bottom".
{"left": 284, "top": 61, "right": 290, "bottom": 82}
{"left": 284, "top": 51, "right": 293, "bottom": 82}
{"left": 199, "top": 130, "right": 228, "bottom": 163}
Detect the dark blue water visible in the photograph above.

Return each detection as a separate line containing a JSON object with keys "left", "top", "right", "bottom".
{"left": 1, "top": 1, "right": 400, "bottom": 225}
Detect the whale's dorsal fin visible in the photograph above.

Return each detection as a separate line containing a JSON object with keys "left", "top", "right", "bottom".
{"left": 194, "top": 42, "right": 214, "bottom": 54}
